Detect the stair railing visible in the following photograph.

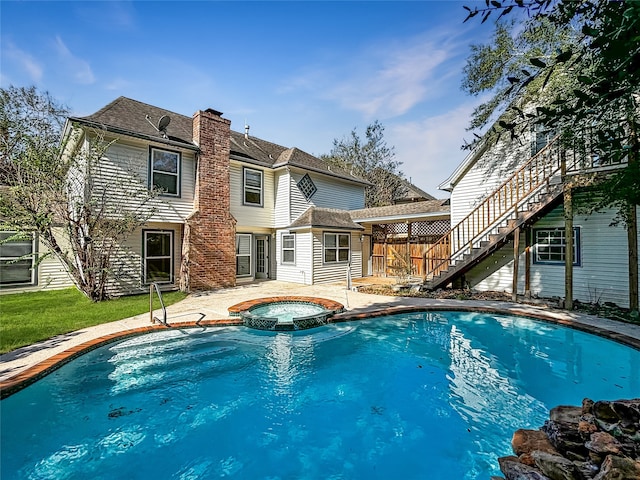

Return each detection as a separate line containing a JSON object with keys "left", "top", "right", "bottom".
{"left": 422, "top": 136, "right": 568, "bottom": 281}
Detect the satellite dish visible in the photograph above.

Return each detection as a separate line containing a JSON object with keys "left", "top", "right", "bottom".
{"left": 158, "top": 115, "right": 171, "bottom": 132}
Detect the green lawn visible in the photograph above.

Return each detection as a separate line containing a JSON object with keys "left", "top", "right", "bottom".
{"left": 0, "top": 288, "right": 188, "bottom": 354}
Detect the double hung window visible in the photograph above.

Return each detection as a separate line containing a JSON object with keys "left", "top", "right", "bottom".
{"left": 144, "top": 230, "right": 174, "bottom": 284}
{"left": 236, "top": 234, "right": 252, "bottom": 276}
{"left": 0, "top": 231, "right": 35, "bottom": 287}
{"left": 150, "top": 148, "right": 180, "bottom": 196}
{"left": 282, "top": 234, "right": 295, "bottom": 264}
{"left": 324, "top": 233, "right": 350, "bottom": 263}
{"left": 243, "top": 168, "right": 263, "bottom": 206}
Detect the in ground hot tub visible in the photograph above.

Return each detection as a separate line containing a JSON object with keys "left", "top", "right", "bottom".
{"left": 228, "top": 296, "right": 345, "bottom": 331}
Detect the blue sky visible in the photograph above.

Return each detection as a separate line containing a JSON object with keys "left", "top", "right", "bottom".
{"left": 1, "top": 1, "right": 493, "bottom": 196}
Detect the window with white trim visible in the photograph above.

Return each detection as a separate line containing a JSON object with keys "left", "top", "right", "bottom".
{"left": 144, "top": 230, "right": 174, "bottom": 284}
{"left": 0, "top": 231, "right": 36, "bottom": 287}
{"left": 534, "top": 227, "right": 580, "bottom": 265}
{"left": 150, "top": 147, "right": 180, "bottom": 196}
{"left": 236, "top": 234, "right": 252, "bottom": 276}
{"left": 324, "top": 232, "right": 350, "bottom": 263}
{"left": 243, "top": 168, "right": 263, "bottom": 206}
{"left": 282, "top": 234, "right": 295, "bottom": 264}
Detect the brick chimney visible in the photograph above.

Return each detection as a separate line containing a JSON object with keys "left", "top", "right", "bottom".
{"left": 181, "top": 108, "right": 236, "bottom": 291}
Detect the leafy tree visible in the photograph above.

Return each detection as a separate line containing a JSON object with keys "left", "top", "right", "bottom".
{"left": 321, "top": 121, "right": 407, "bottom": 208}
{"left": 462, "top": 0, "right": 639, "bottom": 214}
{"left": 0, "top": 86, "right": 157, "bottom": 301}
{"left": 462, "top": 0, "right": 639, "bottom": 309}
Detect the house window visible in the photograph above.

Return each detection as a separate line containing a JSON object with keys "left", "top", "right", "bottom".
{"left": 150, "top": 148, "right": 180, "bottom": 196}
{"left": 324, "top": 232, "right": 350, "bottom": 263}
{"left": 282, "top": 234, "right": 295, "bottom": 264}
{"left": 297, "top": 174, "right": 317, "bottom": 201}
{"left": 236, "top": 234, "right": 252, "bottom": 276}
{"left": 243, "top": 168, "right": 263, "bottom": 206}
{"left": 0, "top": 231, "right": 36, "bottom": 287}
{"left": 534, "top": 228, "right": 580, "bottom": 265}
{"left": 531, "top": 123, "right": 554, "bottom": 157}
{"left": 144, "top": 230, "right": 174, "bottom": 284}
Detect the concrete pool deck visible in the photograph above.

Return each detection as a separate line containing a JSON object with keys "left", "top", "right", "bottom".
{"left": 2, "top": 279, "right": 640, "bottom": 396}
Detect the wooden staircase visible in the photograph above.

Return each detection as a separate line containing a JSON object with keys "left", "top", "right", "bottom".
{"left": 422, "top": 137, "right": 571, "bottom": 290}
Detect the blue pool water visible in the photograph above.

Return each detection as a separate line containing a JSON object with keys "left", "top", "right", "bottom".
{"left": 249, "top": 301, "right": 327, "bottom": 323}
{"left": 1, "top": 311, "right": 639, "bottom": 479}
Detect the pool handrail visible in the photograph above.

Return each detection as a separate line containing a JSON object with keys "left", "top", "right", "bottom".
{"left": 149, "top": 283, "right": 167, "bottom": 326}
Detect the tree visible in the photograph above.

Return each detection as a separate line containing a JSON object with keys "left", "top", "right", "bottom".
{"left": 321, "top": 121, "right": 407, "bottom": 208}
{"left": 462, "top": 0, "right": 639, "bottom": 310}
{"left": 0, "top": 86, "right": 157, "bottom": 301}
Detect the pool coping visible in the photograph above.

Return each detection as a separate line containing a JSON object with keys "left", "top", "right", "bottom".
{"left": 227, "top": 295, "right": 345, "bottom": 316}
{"left": 1, "top": 302, "right": 639, "bottom": 399}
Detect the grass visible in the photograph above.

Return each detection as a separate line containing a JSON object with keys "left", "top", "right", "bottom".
{"left": 0, "top": 288, "right": 188, "bottom": 354}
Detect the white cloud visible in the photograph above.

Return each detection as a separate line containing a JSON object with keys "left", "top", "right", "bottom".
{"left": 388, "top": 101, "right": 480, "bottom": 196}
{"left": 54, "top": 36, "right": 95, "bottom": 84}
{"left": 2, "top": 40, "right": 43, "bottom": 82}
{"left": 280, "top": 27, "right": 470, "bottom": 121}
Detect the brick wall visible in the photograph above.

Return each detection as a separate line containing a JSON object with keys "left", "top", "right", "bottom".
{"left": 182, "top": 109, "right": 237, "bottom": 291}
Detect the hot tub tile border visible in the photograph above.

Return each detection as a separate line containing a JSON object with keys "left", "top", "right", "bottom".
{"left": 228, "top": 296, "right": 345, "bottom": 316}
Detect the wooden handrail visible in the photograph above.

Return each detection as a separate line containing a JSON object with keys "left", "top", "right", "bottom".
{"left": 422, "top": 137, "right": 565, "bottom": 280}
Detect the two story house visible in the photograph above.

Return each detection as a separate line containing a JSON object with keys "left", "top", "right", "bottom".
{"left": 2, "top": 97, "right": 373, "bottom": 295}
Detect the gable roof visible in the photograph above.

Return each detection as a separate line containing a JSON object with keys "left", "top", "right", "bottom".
{"left": 288, "top": 207, "right": 364, "bottom": 231}
{"left": 70, "top": 96, "right": 368, "bottom": 185}
{"left": 437, "top": 142, "right": 489, "bottom": 192}
{"left": 394, "top": 178, "right": 436, "bottom": 203}
{"left": 349, "top": 198, "right": 449, "bottom": 223}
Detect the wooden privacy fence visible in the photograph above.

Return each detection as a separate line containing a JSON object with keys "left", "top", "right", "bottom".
{"left": 372, "top": 220, "right": 450, "bottom": 278}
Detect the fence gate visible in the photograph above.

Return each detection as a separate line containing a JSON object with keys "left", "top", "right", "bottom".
{"left": 371, "top": 220, "right": 450, "bottom": 278}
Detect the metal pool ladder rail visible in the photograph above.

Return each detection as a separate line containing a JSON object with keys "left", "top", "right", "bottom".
{"left": 149, "top": 283, "right": 167, "bottom": 325}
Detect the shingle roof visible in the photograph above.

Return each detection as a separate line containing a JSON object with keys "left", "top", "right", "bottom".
{"left": 394, "top": 178, "right": 436, "bottom": 203}
{"left": 349, "top": 199, "right": 449, "bottom": 222}
{"left": 288, "top": 207, "right": 365, "bottom": 231}
{"left": 71, "top": 96, "right": 368, "bottom": 185}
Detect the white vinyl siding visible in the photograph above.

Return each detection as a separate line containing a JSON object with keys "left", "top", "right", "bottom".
{"left": 230, "top": 161, "right": 274, "bottom": 229}
{"left": 276, "top": 229, "right": 312, "bottom": 284}
{"left": 312, "top": 230, "right": 362, "bottom": 284}
{"left": 274, "top": 170, "right": 291, "bottom": 228}
{"left": 290, "top": 170, "right": 365, "bottom": 221}
{"left": 95, "top": 139, "right": 196, "bottom": 223}
{"left": 110, "top": 223, "right": 182, "bottom": 296}
{"left": 467, "top": 201, "right": 637, "bottom": 308}
{"left": 449, "top": 133, "right": 532, "bottom": 227}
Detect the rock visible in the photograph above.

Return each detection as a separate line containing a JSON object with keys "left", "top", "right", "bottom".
{"left": 499, "top": 456, "right": 552, "bottom": 480}
{"left": 532, "top": 450, "right": 580, "bottom": 480}
{"left": 610, "top": 400, "right": 640, "bottom": 430}
{"left": 592, "top": 455, "right": 640, "bottom": 480}
{"left": 573, "top": 460, "right": 600, "bottom": 479}
{"left": 592, "top": 401, "right": 619, "bottom": 424}
{"left": 543, "top": 418, "right": 589, "bottom": 458}
{"left": 550, "top": 406, "right": 583, "bottom": 424}
{"left": 586, "top": 432, "right": 622, "bottom": 455}
{"left": 582, "top": 399, "right": 595, "bottom": 415}
{"left": 512, "top": 429, "right": 559, "bottom": 466}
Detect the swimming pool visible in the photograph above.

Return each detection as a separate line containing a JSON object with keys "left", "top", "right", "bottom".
{"left": 2, "top": 311, "right": 639, "bottom": 479}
